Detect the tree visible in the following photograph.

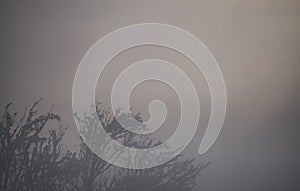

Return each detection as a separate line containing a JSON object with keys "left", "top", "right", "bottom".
{"left": 0, "top": 101, "right": 207, "bottom": 191}
{"left": 71, "top": 102, "right": 208, "bottom": 191}
{"left": 0, "top": 101, "right": 76, "bottom": 191}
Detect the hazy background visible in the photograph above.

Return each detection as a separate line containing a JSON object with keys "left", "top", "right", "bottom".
{"left": 1, "top": 0, "right": 300, "bottom": 190}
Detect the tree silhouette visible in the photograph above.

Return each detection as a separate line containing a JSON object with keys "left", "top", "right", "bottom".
{"left": 0, "top": 101, "right": 207, "bottom": 191}
{"left": 0, "top": 101, "right": 76, "bottom": 191}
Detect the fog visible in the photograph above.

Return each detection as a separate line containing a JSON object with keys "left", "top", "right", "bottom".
{"left": 1, "top": 0, "right": 299, "bottom": 190}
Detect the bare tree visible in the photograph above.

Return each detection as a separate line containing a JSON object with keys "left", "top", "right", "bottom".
{"left": 0, "top": 101, "right": 207, "bottom": 191}
{"left": 72, "top": 102, "right": 208, "bottom": 191}
{"left": 0, "top": 101, "right": 75, "bottom": 191}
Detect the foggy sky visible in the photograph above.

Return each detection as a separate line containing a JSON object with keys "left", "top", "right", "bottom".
{"left": 1, "top": 0, "right": 300, "bottom": 190}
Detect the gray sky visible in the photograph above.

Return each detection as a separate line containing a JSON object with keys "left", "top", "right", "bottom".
{"left": 1, "top": 0, "right": 300, "bottom": 190}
